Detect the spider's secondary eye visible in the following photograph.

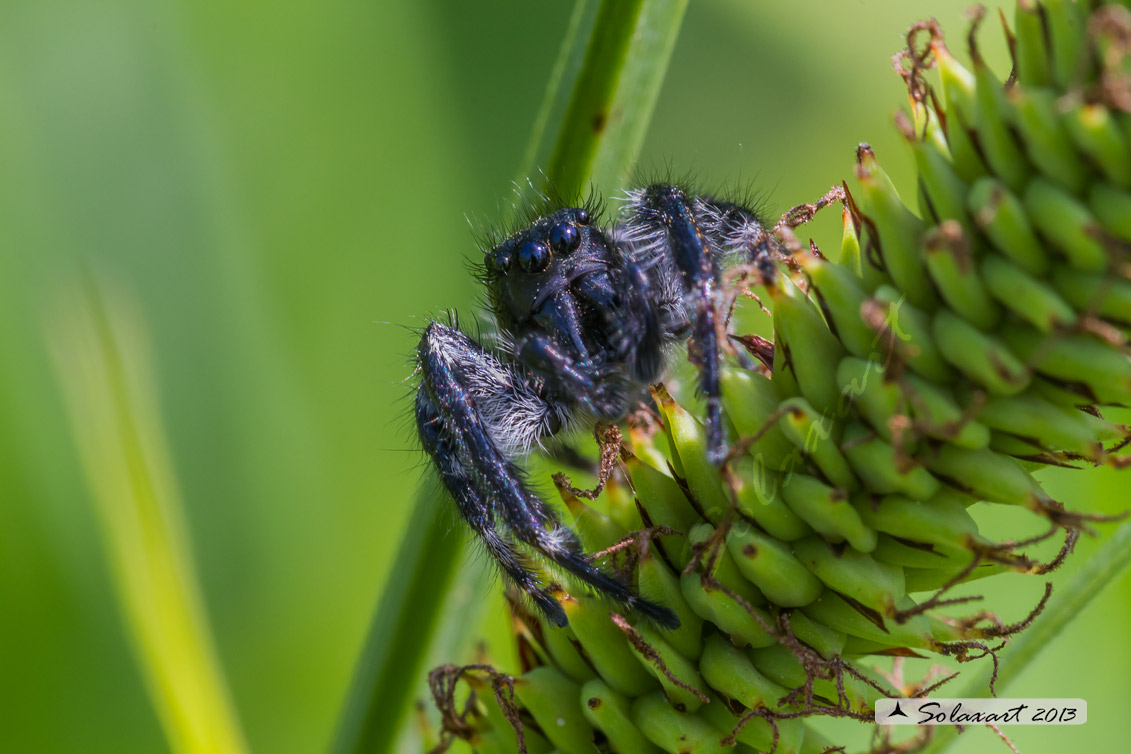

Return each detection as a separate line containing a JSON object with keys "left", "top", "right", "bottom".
{"left": 575, "top": 209, "right": 590, "bottom": 225}
{"left": 518, "top": 241, "right": 551, "bottom": 273}
{"left": 485, "top": 249, "right": 512, "bottom": 273}
{"left": 549, "top": 223, "right": 580, "bottom": 253}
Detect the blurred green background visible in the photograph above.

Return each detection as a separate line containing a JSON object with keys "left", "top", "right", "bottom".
{"left": 1, "top": 1, "right": 1127, "bottom": 752}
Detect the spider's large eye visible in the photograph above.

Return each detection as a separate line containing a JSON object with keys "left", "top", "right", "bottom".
{"left": 549, "top": 223, "right": 580, "bottom": 254}
{"left": 485, "top": 249, "right": 512, "bottom": 273}
{"left": 518, "top": 240, "right": 551, "bottom": 273}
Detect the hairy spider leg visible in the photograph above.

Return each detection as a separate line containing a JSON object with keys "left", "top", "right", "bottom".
{"left": 692, "top": 196, "right": 778, "bottom": 280}
{"left": 512, "top": 256, "right": 663, "bottom": 423}
{"left": 417, "top": 391, "right": 568, "bottom": 625}
{"left": 416, "top": 321, "right": 679, "bottom": 628}
{"left": 628, "top": 184, "right": 728, "bottom": 464}
{"left": 624, "top": 186, "right": 777, "bottom": 464}
{"left": 512, "top": 331, "right": 609, "bottom": 416}
{"left": 615, "top": 260, "right": 667, "bottom": 383}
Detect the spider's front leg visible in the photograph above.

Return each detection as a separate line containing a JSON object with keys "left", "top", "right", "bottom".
{"left": 625, "top": 184, "right": 775, "bottom": 464}
{"left": 414, "top": 321, "right": 678, "bottom": 628}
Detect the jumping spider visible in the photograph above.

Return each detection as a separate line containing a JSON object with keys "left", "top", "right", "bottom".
{"left": 414, "top": 184, "right": 778, "bottom": 629}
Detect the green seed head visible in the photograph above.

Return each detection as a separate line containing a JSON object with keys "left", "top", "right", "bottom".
{"left": 427, "top": 4, "right": 1131, "bottom": 752}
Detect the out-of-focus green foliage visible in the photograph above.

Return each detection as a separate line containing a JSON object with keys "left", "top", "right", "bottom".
{"left": 0, "top": 2, "right": 1127, "bottom": 753}
{"left": 48, "top": 278, "right": 249, "bottom": 754}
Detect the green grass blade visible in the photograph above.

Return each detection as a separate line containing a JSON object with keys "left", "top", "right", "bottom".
{"left": 922, "top": 518, "right": 1131, "bottom": 754}
{"left": 586, "top": 0, "right": 691, "bottom": 193}
{"left": 544, "top": 0, "right": 690, "bottom": 200}
{"left": 46, "top": 276, "right": 249, "bottom": 754}
{"left": 542, "top": 0, "right": 647, "bottom": 200}
{"left": 330, "top": 1, "right": 690, "bottom": 752}
{"left": 514, "top": 0, "right": 598, "bottom": 190}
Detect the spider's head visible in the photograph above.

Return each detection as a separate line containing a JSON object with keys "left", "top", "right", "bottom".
{"left": 482, "top": 207, "right": 612, "bottom": 329}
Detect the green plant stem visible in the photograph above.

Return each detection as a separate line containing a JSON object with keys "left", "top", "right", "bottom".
{"left": 329, "top": 2, "right": 690, "bottom": 752}
{"left": 922, "top": 517, "right": 1131, "bottom": 754}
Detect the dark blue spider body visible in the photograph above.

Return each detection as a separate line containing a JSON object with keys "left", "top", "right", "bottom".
{"left": 414, "top": 184, "right": 776, "bottom": 628}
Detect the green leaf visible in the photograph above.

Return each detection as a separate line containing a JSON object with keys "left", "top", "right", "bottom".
{"left": 329, "top": 1, "right": 690, "bottom": 752}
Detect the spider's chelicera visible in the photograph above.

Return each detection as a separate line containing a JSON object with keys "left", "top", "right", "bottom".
{"left": 414, "top": 183, "right": 777, "bottom": 629}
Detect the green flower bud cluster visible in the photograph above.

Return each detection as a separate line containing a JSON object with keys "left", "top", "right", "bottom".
{"left": 429, "top": 3, "right": 1131, "bottom": 752}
